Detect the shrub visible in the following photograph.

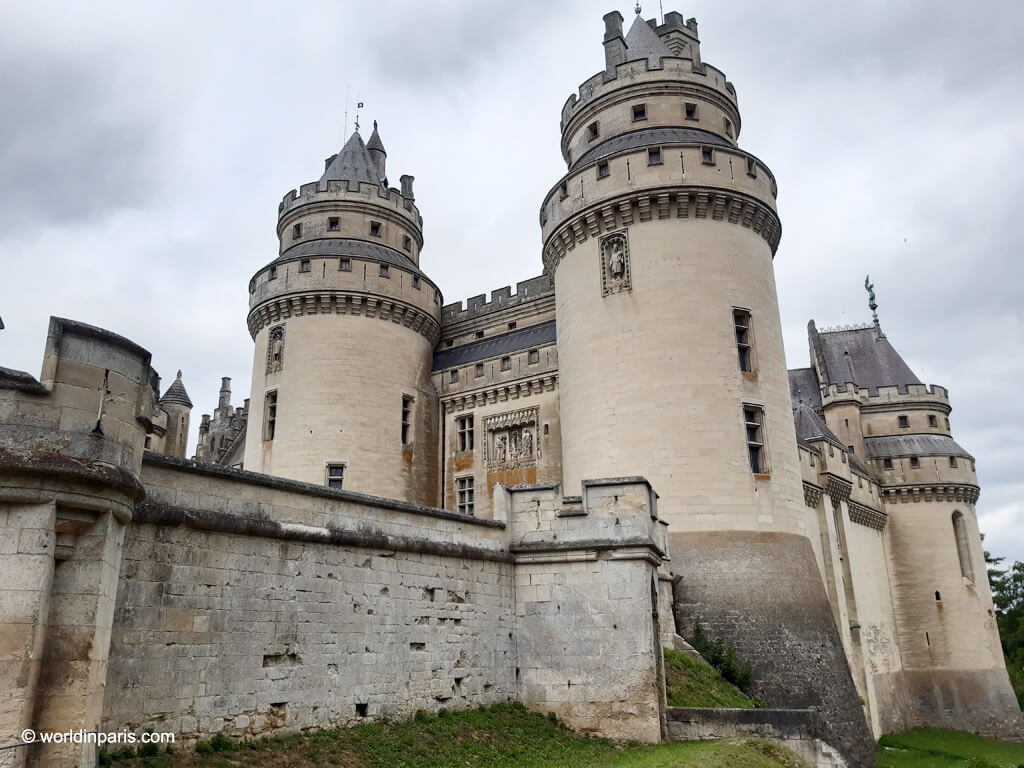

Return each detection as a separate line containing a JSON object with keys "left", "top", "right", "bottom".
{"left": 691, "top": 621, "right": 756, "bottom": 691}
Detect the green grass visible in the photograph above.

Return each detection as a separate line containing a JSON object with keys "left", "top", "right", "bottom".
{"left": 99, "top": 702, "right": 808, "bottom": 768}
{"left": 877, "top": 728, "right": 1024, "bottom": 767}
{"left": 663, "top": 648, "right": 761, "bottom": 708}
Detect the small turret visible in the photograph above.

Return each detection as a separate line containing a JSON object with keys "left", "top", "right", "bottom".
{"left": 157, "top": 369, "right": 192, "bottom": 459}
{"left": 367, "top": 121, "right": 387, "bottom": 184}
{"left": 218, "top": 376, "right": 232, "bottom": 411}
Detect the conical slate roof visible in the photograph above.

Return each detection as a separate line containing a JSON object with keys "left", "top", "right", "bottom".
{"left": 624, "top": 15, "right": 673, "bottom": 66}
{"left": 793, "top": 404, "right": 844, "bottom": 449}
{"left": 159, "top": 370, "right": 193, "bottom": 408}
{"left": 321, "top": 131, "right": 384, "bottom": 186}
{"left": 366, "top": 121, "right": 386, "bottom": 155}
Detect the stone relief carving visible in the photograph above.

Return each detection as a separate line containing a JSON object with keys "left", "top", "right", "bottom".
{"left": 600, "top": 230, "right": 631, "bottom": 296}
{"left": 485, "top": 407, "right": 540, "bottom": 468}
{"left": 266, "top": 325, "right": 285, "bottom": 374}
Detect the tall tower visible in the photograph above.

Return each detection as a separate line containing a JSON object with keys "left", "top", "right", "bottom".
{"left": 540, "top": 10, "right": 873, "bottom": 763}
{"left": 243, "top": 125, "right": 441, "bottom": 505}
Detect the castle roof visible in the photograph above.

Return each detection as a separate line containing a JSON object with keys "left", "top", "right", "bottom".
{"left": 788, "top": 368, "right": 822, "bottom": 410}
{"left": 159, "top": 370, "right": 193, "bottom": 408}
{"left": 793, "top": 404, "right": 845, "bottom": 450}
{"left": 570, "top": 126, "right": 731, "bottom": 172}
{"left": 273, "top": 238, "right": 429, "bottom": 280}
{"left": 366, "top": 121, "right": 386, "bottom": 155}
{"left": 321, "top": 131, "right": 384, "bottom": 186}
{"left": 432, "top": 321, "right": 557, "bottom": 372}
{"left": 624, "top": 15, "right": 673, "bottom": 67}
{"left": 812, "top": 325, "right": 920, "bottom": 392}
{"left": 865, "top": 434, "right": 973, "bottom": 461}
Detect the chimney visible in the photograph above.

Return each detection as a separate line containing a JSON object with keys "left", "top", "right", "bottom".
{"left": 218, "top": 377, "right": 232, "bottom": 410}
{"left": 603, "top": 11, "right": 626, "bottom": 78}
{"left": 400, "top": 174, "right": 415, "bottom": 201}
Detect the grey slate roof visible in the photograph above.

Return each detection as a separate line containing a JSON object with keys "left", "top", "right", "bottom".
{"left": 571, "top": 127, "right": 732, "bottom": 172}
{"left": 321, "top": 131, "right": 384, "bottom": 186}
{"left": 432, "top": 321, "right": 557, "bottom": 371}
{"left": 793, "top": 404, "right": 845, "bottom": 449}
{"left": 788, "top": 367, "right": 822, "bottom": 410}
{"left": 366, "top": 122, "right": 385, "bottom": 155}
{"left": 624, "top": 15, "right": 673, "bottom": 66}
{"left": 865, "top": 434, "right": 972, "bottom": 460}
{"left": 274, "top": 238, "right": 430, "bottom": 281}
{"left": 814, "top": 326, "right": 920, "bottom": 391}
{"left": 159, "top": 371, "right": 192, "bottom": 408}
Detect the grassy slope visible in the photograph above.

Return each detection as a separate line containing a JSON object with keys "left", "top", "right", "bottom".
{"left": 100, "top": 703, "right": 807, "bottom": 768}
{"left": 877, "top": 728, "right": 1024, "bottom": 767}
{"left": 663, "top": 648, "right": 758, "bottom": 708}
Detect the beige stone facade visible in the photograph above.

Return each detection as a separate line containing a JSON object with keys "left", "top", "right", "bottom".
{"left": 1, "top": 7, "right": 1020, "bottom": 768}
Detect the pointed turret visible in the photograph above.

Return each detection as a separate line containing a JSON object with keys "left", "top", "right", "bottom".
{"left": 159, "top": 370, "right": 193, "bottom": 408}
{"left": 624, "top": 15, "right": 673, "bottom": 67}
{"left": 320, "top": 131, "right": 384, "bottom": 187}
{"left": 156, "top": 370, "right": 191, "bottom": 459}
{"left": 366, "top": 120, "right": 387, "bottom": 183}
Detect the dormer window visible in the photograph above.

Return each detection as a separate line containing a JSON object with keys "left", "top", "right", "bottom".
{"left": 632, "top": 103, "right": 647, "bottom": 122}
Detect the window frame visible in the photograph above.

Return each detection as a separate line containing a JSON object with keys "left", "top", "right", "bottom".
{"left": 456, "top": 475, "right": 475, "bottom": 516}
{"left": 743, "top": 404, "right": 768, "bottom": 475}
{"left": 263, "top": 390, "right": 278, "bottom": 442}
{"left": 733, "top": 308, "right": 754, "bottom": 373}
{"left": 401, "top": 395, "right": 414, "bottom": 445}
{"left": 457, "top": 415, "right": 474, "bottom": 453}
{"left": 325, "top": 462, "right": 346, "bottom": 489}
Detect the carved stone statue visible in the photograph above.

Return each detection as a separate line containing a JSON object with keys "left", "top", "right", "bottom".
{"left": 495, "top": 434, "right": 507, "bottom": 463}
{"left": 608, "top": 239, "right": 626, "bottom": 279}
{"left": 521, "top": 429, "right": 533, "bottom": 458}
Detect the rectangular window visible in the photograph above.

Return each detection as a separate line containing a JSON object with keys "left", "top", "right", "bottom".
{"left": 457, "top": 415, "right": 474, "bottom": 452}
{"left": 587, "top": 121, "right": 599, "bottom": 141}
{"left": 449, "top": 369, "right": 459, "bottom": 383}
{"left": 328, "top": 216, "right": 340, "bottom": 231}
{"left": 597, "top": 160, "right": 610, "bottom": 178}
{"left": 326, "top": 463, "right": 345, "bottom": 489}
{"left": 910, "top": 456, "right": 920, "bottom": 468}
{"left": 559, "top": 182, "right": 568, "bottom": 200}
{"left": 500, "top": 356, "right": 511, "bottom": 371}
{"left": 945, "top": 418, "right": 951, "bottom": 430}
{"left": 401, "top": 395, "right": 413, "bottom": 445}
{"left": 403, "top": 235, "right": 412, "bottom": 252}
{"left": 648, "top": 148, "right": 662, "bottom": 165}
{"left": 412, "top": 275, "right": 421, "bottom": 289}
{"left": 898, "top": 415, "right": 910, "bottom": 429}
{"left": 475, "top": 330, "right": 484, "bottom": 339}
{"left": 685, "top": 102, "right": 698, "bottom": 120}
{"left": 949, "top": 456, "right": 958, "bottom": 468}
{"left": 263, "top": 390, "right": 278, "bottom": 441}
{"left": 339, "top": 257, "right": 352, "bottom": 271}
{"left": 743, "top": 405, "right": 767, "bottom": 474}
{"left": 632, "top": 103, "right": 647, "bottom": 121}
{"left": 733, "top": 308, "right": 753, "bottom": 372}
{"left": 299, "top": 258, "right": 311, "bottom": 273}
{"left": 456, "top": 476, "right": 475, "bottom": 516}
{"left": 528, "top": 349, "right": 539, "bottom": 364}
{"left": 379, "top": 264, "right": 390, "bottom": 278}
{"left": 883, "top": 458, "right": 893, "bottom": 469}
{"left": 724, "top": 117, "right": 733, "bottom": 138}
{"left": 701, "top": 146, "right": 715, "bottom": 165}
{"left": 370, "top": 221, "right": 382, "bottom": 237}
{"left": 508, "top": 321, "right": 517, "bottom": 330}
{"left": 928, "top": 414, "right": 938, "bottom": 427}
{"left": 746, "top": 157, "right": 757, "bottom": 178}
{"left": 475, "top": 363, "right": 484, "bottom": 377}
{"left": 269, "top": 266, "right": 278, "bottom": 280}
{"left": 292, "top": 223, "right": 302, "bottom": 239}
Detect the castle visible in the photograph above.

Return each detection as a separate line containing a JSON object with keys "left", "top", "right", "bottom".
{"left": 0, "top": 8, "right": 1018, "bottom": 768}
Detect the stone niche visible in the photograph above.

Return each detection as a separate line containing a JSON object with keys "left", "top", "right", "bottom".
{"left": 485, "top": 407, "right": 540, "bottom": 469}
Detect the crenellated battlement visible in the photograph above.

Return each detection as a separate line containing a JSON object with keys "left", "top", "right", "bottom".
{"left": 561, "top": 56, "right": 737, "bottom": 131}
{"left": 279, "top": 179, "right": 422, "bottom": 226}
{"left": 441, "top": 275, "right": 554, "bottom": 324}
{"left": 821, "top": 382, "right": 950, "bottom": 406}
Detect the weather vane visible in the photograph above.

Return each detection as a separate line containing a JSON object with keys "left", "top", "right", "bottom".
{"left": 864, "top": 275, "right": 879, "bottom": 325}
{"left": 635, "top": 2, "right": 642, "bottom": 15}
{"left": 355, "top": 100, "right": 364, "bottom": 133}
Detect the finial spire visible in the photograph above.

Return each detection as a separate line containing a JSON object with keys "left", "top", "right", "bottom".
{"left": 355, "top": 100, "right": 364, "bottom": 133}
{"left": 865, "top": 275, "right": 885, "bottom": 338}
{"left": 176, "top": 369, "right": 182, "bottom": 379}
{"left": 635, "top": 2, "right": 642, "bottom": 15}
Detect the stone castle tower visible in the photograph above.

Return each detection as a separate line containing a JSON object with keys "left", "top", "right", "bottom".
{"left": 242, "top": 122, "right": 441, "bottom": 504}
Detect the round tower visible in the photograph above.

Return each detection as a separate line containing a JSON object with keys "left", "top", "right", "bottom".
{"left": 157, "top": 369, "right": 192, "bottom": 459}
{"left": 243, "top": 125, "right": 441, "bottom": 505}
{"left": 540, "top": 10, "right": 873, "bottom": 763}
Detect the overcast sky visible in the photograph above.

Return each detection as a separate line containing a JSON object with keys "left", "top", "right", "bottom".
{"left": 2, "top": 1, "right": 1022, "bottom": 562}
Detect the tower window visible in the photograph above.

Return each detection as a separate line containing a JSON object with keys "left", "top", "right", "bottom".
{"left": 412, "top": 275, "right": 421, "bottom": 289}
{"left": 898, "top": 415, "right": 910, "bottom": 428}
{"left": 292, "top": 223, "right": 302, "bottom": 239}
{"left": 945, "top": 418, "right": 951, "bottom": 430}
{"left": 928, "top": 414, "right": 938, "bottom": 427}
{"left": 401, "top": 395, "right": 414, "bottom": 445}
{"left": 685, "top": 102, "right": 698, "bottom": 120}
{"left": 370, "top": 221, "right": 382, "bottom": 237}
{"left": 701, "top": 146, "right": 715, "bottom": 165}
{"left": 339, "top": 257, "right": 352, "bottom": 271}
{"left": 326, "top": 463, "right": 345, "bottom": 489}
{"left": 910, "top": 456, "right": 920, "bottom": 468}
{"left": 475, "top": 363, "right": 484, "bottom": 377}
{"left": 733, "top": 308, "right": 753, "bottom": 372}
{"left": 403, "top": 235, "right": 412, "bottom": 252}
{"left": 379, "top": 264, "right": 390, "bottom": 278}
{"left": 475, "top": 330, "right": 484, "bottom": 339}
{"left": 528, "top": 349, "right": 540, "bottom": 364}
{"left": 457, "top": 415, "right": 474, "bottom": 452}
{"left": 299, "top": 258, "right": 311, "bottom": 273}
{"left": 269, "top": 266, "right": 278, "bottom": 280}
{"left": 449, "top": 369, "right": 459, "bottom": 383}
{"left": 724, "top": 117, "right": 733, "bottom": 138}
{"left": 328, "top": 216, "right": 340, "bottom": 231}
{"left": 508, "top": 321, "right": 517, "bottom": 330}
{"left": 648, "top": 148, "right": 662, "bottom": 165}
{"left": 587, "top": 121, "right": 599, "bottom": 142}
{"left": 559, "top": 182, "right": 568, "bottom": 200}
{"left": 743, "top": 405, "right": 767, "bottom": 474}
{"left": 263, "top": 390, "right": 278, "bottom": 441}
{"left": 746, "top": 157, "right": 757, "bottom": 178}
{"left": 949, "top": 456, "right": 958, "bottom": 468}
{"left": 597, "top": 161, "right": 610, "bottom": 178}
{"left": 632, "top": 103, "right": 647, "bottom": 121}
{"left": 952, "top": 511, "right": 974, "bottom": 582}
{"left": 444, "top": 339, "right": 453, "bottom": 348}
{"left": 456, "top": 476, "right": 475, "bottom": 516}
{"left": 883, "top": 458, "right": 893, "bottom": 470}
{"left": 500, "top": 356, "right": 511, "bottom": 371}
